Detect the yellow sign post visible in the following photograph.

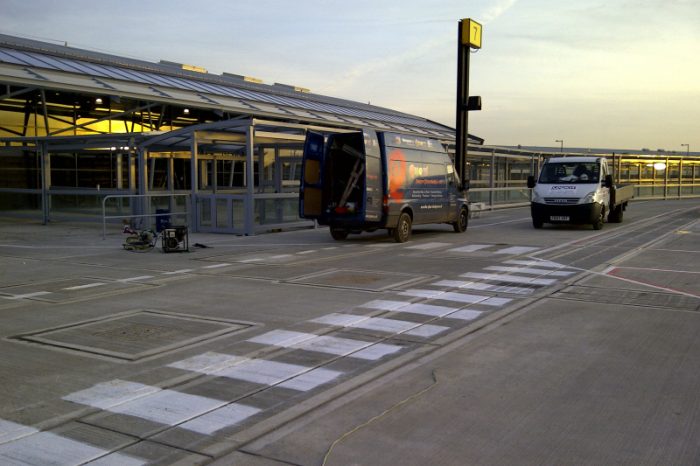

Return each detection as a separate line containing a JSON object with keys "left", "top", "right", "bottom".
{"left": 455, "top": 18, "right": 483, "bottom": 185}
{"left": 461, "top": 18, "right": 482, "bottom": 49}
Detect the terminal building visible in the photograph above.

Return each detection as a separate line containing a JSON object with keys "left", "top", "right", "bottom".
{"left": 1, "top": 34, "right": 698, "bottom": 234}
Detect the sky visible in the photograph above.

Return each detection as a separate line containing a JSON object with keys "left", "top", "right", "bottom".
{"left": 2, "top": 0, "right": 699, "bottom": 151}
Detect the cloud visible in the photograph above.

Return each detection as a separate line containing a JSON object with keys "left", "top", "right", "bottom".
{"left": 481, "top": 0, "right": 519, "bottom": 23}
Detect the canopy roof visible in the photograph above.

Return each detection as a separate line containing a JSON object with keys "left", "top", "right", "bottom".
{"left": 0, "top": 34, "right": 482, "bottom": 142}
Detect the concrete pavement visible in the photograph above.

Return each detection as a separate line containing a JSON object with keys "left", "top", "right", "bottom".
{"left": 0, "top": 199, "right": 698, "bottom": 465}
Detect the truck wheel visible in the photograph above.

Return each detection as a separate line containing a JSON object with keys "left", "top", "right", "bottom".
{"left": 532, "top": 217, "right": 544, "bottom": 229}
{"left": 592, "top": 209, "right": 604, "bottom": 230}
{"left": 330, "top": 228, "right": 348, "bottom": 240}
{"left": 452, "top": 207, "right": 468, "bottom": 233}
{"left": 393, "top": 212, "right": 412, "bottom": 243}
{"left": 608, "top": 205, "right": 623, "bottom": 223}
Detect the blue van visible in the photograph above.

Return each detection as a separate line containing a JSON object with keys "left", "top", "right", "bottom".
{"left": 299, "top": 129, "right": 469, "bottom": 242}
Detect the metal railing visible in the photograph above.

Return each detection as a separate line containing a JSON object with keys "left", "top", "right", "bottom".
{"left": 101, "top": 193, "right": 190, "bottom": 239}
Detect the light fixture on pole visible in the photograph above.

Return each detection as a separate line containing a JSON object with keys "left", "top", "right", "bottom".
{"left": 681, "top": 143, "right": 689, "bottom": 157}
{"left": 555, "top": 139, "right": 563, "bottom": 152}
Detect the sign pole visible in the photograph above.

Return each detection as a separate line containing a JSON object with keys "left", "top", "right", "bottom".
{"left": 455, "top": 18, "right": 482, "bottom": 186}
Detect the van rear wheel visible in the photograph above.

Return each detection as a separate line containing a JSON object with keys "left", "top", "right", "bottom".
{"left": 453, "top": 207, "right": 468, "bottom": 233}
{"left": 330, "top": 228, "right": 348, "bottom": 240}
{"left": 393, "top": 213, "right": 412, "bottom": 243}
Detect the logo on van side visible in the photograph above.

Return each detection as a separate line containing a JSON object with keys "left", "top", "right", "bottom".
{"left": 551, "top": 186, "right": 576, "bottom": 190}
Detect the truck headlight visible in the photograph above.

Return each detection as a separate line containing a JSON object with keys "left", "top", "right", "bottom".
{"left": 531, "top": 191, "right": 543, "bottom": 203}
{"left": 581, "top": 192, "right": 595, "bottom": 204}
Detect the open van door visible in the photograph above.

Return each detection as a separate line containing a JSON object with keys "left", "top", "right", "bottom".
{"left": 299, "top": 131, "right": 325, "bottom": 219}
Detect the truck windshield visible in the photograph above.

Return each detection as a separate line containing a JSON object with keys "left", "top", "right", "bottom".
{"left": 539, "top": 162, "right": 599, "bottom": 184}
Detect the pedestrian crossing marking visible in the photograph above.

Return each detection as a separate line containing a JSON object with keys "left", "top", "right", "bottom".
{"left": 504, "top": 259, "right": 569, "bottom": 269}
{"left": 432, "top": 280, "right": 494, "bottom": 291}
{"left": 361, "top": 299, "right": 484, "bottom": 321}
{"left": 461, "top": 272, "right": 557, "bottom": 286}
{"left": 169, "top": 353, "right": 343, "bottom": 392}
{"left": 431, "top": 280, "right": 535, "bottom": 295}
{"left": 485, "top": 265, "right": 574, "bottom": 277}
{"left": 448, "top": 244, "right": 491, "bottom": 253}
{"left": 362, "top": 299, "right": 458, "bottom": 316}
{"left": 63, "top": 380, "right": 160, "bottom": 410}
{"left": 65, "top": 382, "right": 260, "bottom": 436}
{"left": 405, "top": 242, "right": 450, "bottom": 250}
{"left": 494, "top": 246, "right": 540, "bottom": 255}
{"left": 311, "top": 313, "right": 449, "bottom": 337}
{"left": 398, "top": 289, "right": 512, "bottom": 307}
{"left": 248, "top": 330, "right": 403, "bottom": 360}
{"left": 179, "top": 403, "right": 261, "bottom": 435}
{"left": 0, "top": 419, "right": 38, "bottom": 444}
{"left": 0, "top": 430, "right": 145, "bottom": 466}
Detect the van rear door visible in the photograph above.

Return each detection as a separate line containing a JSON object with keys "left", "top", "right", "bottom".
{"left": 299, "top": 131, "right": 325, "bottom": 219}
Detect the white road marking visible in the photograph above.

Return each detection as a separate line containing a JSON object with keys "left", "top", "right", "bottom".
{"left": 63, "top": 380, "right": 160, "bottom": 410}
{"left": 461, "top": 272, "right": 557, "bottom": 286}
{"left": 448, "top": 244, "right": 491, "bottom": 253}
{"left": 449, "top": 309, "right": 484, "bottom": 321}
{"left": 3, "top": 291, "right": 52, "bottom": 300}
{"left": 296, "top": 250, "right": 316, "bottom": 255}
{"left": 62, "top": 282, "right": 107, "bottom": 291}
{"left": 362, "top": 299, "right": 484, "bottom": 321}
{"left": 494, "top": 246, "right": 540, "bottom": 255}
{"left": 431, "top": 279, "right": 535, "bottom": 295}
{"left": 201, "top": 263, "right": 231, "bottom": 269}
{"left": 485, "top": 266, "right": 575, "bottom": 277}
{"left": 107, "top": 389, "right": 226, "bottom": 428}
{"left": 312, "top": 313, "right": 449, "bottom": 337}
{"left": 66, "top": 381, "right": 259, "bottom": 435}
{"left": 162, "top": 269, "right": 194, "bottom": 275}
{"left": 504, "top": 259, "right": 571, "bottom": 269}
{"left": 178, "top": 403, "right": 261, "bottom": 435}
{"left": 248, "top": 330, "right": 402, "bottom": 360}
{"left": 0, "top": 431, "right": 145, "bottom": 465}
{"left": 405, "top": 242, "right": 449, "bottom": 250}
{"left": 117, "top": 275, "right": 153, "bottom": 283}
{"left": 0, "top": 419, "right": 38, "bottom": 444}
{"left": 171, "top": 353, "right": 343, "bottom": 392}
{"left": 168, "top": 352, "right": 245, "bottom": 373}
{"left": 217, "top": 359, "right": 342, "bottom": 391}
{"left": 362, "top": 300, "right": 459, "bottom": 317}
{"left": 431, "top": 280, "right": 494, "bottom": 291}
{"left": 398, "top": 289, "right": 511, "bottom": 306}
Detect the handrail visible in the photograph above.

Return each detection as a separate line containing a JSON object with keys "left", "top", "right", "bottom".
{"left": 101, "top": 193, "right": 190, "bottom": 239}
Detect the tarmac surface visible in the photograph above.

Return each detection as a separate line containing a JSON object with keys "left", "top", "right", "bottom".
{"left": 0, "top": 198, "right": 698, "bottom": 465}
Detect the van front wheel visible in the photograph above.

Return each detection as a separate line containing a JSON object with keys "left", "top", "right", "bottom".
{"left": 453, "top": 207, "right": 468, "bottom": 233}
{"left": 393, "top": 213, "right": 412, "bottom": 243}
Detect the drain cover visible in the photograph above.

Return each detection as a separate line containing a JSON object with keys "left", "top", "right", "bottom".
{"left": 11, "top": 310, "right": 251, "bottom": 361}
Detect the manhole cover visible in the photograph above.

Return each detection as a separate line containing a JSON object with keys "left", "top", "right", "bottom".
{"left": 288, "top": 269, "right": 430, "bottom": 291}
{"left": 10, "top": 310, "right": 252, "bottom": 361}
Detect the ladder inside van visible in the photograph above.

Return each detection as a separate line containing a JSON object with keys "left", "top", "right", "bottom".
{"left": 337, "top": 144, "right": 365, "bottom": 210}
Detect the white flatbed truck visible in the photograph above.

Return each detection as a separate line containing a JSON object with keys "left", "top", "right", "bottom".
{"left": 527, "top": 156, "right": 634, "bottom": 230}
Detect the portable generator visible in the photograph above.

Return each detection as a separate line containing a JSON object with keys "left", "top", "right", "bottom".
{"left": 161, "top": 226, "right": 189, "bottom": 253}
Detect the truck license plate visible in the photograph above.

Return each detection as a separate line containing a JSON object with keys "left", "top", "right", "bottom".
{"left": 550, "top": 215, "right": 570, "bottom": 221}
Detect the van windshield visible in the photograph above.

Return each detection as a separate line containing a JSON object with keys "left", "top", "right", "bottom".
{"left": 539, "top": 162, "right": 599, "bottom": 184}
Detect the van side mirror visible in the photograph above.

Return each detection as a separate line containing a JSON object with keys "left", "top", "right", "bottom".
{"left": 462, "top": 179, "right": 470, "bottom": 191}
{"left": 527, "top": 175, "right": 536, "bottom": 189}
{"left": 604, "top": 174, "right": 613, "bottom": 188}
